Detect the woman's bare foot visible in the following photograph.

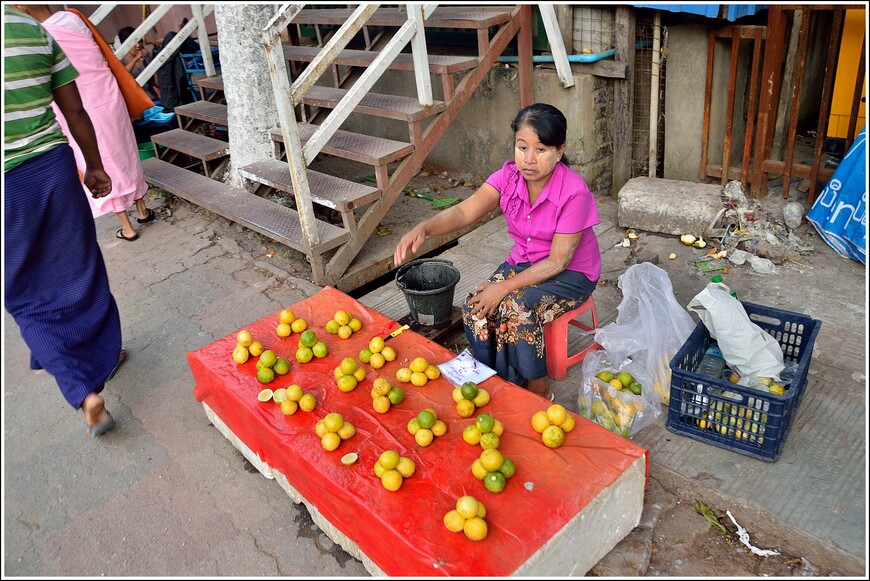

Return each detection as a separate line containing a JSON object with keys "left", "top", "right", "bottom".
{"left": 82, "top": 392, "right": 108, "bottom": 434}
{"left": 527, "top": 377, "right": 554, "bottom": 400}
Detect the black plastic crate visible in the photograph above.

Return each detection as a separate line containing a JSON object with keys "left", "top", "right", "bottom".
{"left": 666, "top": 302, "right": 822, "bottom": 461}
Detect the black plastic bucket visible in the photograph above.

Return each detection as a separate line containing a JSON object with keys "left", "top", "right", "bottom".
{"left": 395, "top": 258, "right": 461, "bottom": 326}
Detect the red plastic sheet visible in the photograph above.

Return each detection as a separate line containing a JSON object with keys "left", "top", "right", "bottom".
{"left": 190, "top": 286, "right": 648, "bottom": 576}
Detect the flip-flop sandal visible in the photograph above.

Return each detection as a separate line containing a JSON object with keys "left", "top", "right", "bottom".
{"left": 548, "top": 392, "right": 556, "bottom": 402}
{"left": 87, "top": 410, "right": 116, "bottom": 439}
{"left": 106, "top": 349, "right": 127, "bottom": 381}
{"left": 136, "top": 208, "right": 156, "bottom": 224}
{"left": 116, "top": 228, "right": 139, "bottom": 241}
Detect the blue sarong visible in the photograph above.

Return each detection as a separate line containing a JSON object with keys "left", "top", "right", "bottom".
{"left": 4, "top": 144, "right": 122, "bottom": 409}
{"left": 807, "top": 127, "right": 866, "bottom": 264}
{"left": 462, "top": 262, "right": 596, "bottom": 386}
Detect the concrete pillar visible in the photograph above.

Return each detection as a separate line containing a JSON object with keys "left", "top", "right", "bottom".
{"left": 213, "top": 5, "right": 279, "bottom": 187}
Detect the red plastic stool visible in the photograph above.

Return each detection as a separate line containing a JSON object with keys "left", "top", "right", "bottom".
{"left": 544, "top": 296, "right": 600, "bottom": 380}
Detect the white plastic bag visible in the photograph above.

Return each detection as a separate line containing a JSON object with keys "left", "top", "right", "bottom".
{"left": 687, "top": 283, "right": 784, "bottom": 380}
{"left": 592, "top": 263, "right": 696, "bottom": 405}
{"left": 578, "top": 350, "right": 658, "bottom": 438}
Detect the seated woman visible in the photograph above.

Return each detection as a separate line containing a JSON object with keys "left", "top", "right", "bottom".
{"left": 394, "top": 103, "right": 601, "bottom": 401}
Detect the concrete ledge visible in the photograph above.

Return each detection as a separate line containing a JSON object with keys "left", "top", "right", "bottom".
{"left": 617, "top": 177, "right": 723, "bottom": 237}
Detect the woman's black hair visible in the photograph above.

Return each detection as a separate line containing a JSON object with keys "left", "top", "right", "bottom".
{"left": 510, "top": 103, "right": 571, "bottom": 166}
{"left": 118, "top": 26, "right": 136, "bottom": 43}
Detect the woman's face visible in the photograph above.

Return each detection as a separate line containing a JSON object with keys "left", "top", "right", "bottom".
{"left": 514, "top": 124, "right": 565, "bottom": 188}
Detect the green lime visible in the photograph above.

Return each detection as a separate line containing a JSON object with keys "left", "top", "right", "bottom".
{"left": 475, "top": 413, "right": 495, "bottom": 434}
{"left": 299, "top": 329, "right": 318, "bottom": 348}
{"left": 483, "top": 471, "right": 506, "bottom": 493}
{"left": 416, "top": 409, "right": 436, "bottom": 430}
{"left": 256, "top": 367, "right": 275, "bottom": 384}
{"left": 629, "top": 382, "right": 643, "bottom": 396}
{"left": 259, "top": 350, "right": 278, "bottom": 368}
{"left": 387, "top": 386, "right": 405, "bottom": 405}
{"left": 460, "top": 381, "right": 479, "bottom": 400}
{"left": 273, "top": 358, "right": 291, "bottom": 376}
{"left": 312, "top": 341, "right": 328, "bottom": 358}
{"left": 596, "top": 370, "right": 614, "bottom": 383}
{"left": 497, "top": 457, "right": 516, "bottom": 479}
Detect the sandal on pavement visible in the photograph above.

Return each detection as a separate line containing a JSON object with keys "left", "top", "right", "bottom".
{"left": 106, "top": 349, "right": 127, "bottom": 381}
{"left": 87, "top": 410, "right": 116, "bottom": 439}
{"left": 116, "top": 228, "right": 139, "bottom": 241}
{"left": 136, "top": 208, "right": 156, "bottom": 224}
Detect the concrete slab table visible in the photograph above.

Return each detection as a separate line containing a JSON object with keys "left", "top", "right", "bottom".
{"left": 189, "top": 286, "right": 648, "bottom": 576}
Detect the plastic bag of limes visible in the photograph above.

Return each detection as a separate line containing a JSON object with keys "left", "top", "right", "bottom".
{"left": 577, "top": 350, "right": 659, "bottom": 438}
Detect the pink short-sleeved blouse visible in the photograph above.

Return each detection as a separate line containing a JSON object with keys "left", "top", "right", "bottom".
{"left": 486, "top": 161, "right": 601, "bottom": 281}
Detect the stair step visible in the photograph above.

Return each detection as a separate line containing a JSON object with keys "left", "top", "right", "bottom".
{"left": 142, "top": 158, "right": 348, "bottom": 254}
{"left": 303, "top": 86, "right": 445, "bottom": 122}
{"left": 173, "top": 101, "right": 228, "bottom": 126}
{"left": 196, "top": 75, "right": 223, "bottom": 92}
{"left": 271, "top": 123, "right": 413, "bottom": 167}
{"left": 238, "top": 160, "right": 381, "bottom": 212}
{"left": 151, "top": 129, "right": 228, "bottom": 161}
{"left": 293, "top": 6, "right": 512, "bottom": 29}
{"left": 283, "top": 45, "right": 478, "bottom": 75}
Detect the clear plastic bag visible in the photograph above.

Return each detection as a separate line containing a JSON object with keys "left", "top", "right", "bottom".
{"left": 592, "top": 263, "right": 696, "bottom": 406}
{"left": 578, "top": 350, "right": 657, "bottom": 438}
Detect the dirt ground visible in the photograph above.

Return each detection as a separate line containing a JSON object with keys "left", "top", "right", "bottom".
{"left": 146, "top": 168, "right": 848, "bottom": 577}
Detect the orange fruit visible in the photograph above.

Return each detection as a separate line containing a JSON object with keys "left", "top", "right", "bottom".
{"left": 312, "top": 341, "right": 328, "bottom": 359}
{"left": 323, "top": 412, "right": 344, "bottom": 433}
{"left": 372, "top": 395, "right": 391, "bottom": 414}
{"left": 491, "top": 419, "right": 504, "bottom": 437}
{"left": 560, "top": 414, "right": 576, "bottom": 433}
{"left": 456, "top": 399, "right": 476, "bottom": 418}
{"left": 414, "top": 428, "right": 434, "bottom": 447}
{"left": 369, "top": 352, "right": 386, "bottom": 370}
{"left": 463, "top": 424, "right": 482, "bottom": 446}
{"left": 479, "top": 448, "right": 504, "bottom": 472}
{"left": 372, "top": 377, "right": 392, "bottom": 396}
{"left": 463, "top": 516, "right": 488, "bottom": 541}
{"left": 276, "top": 323, "right": 292, "bottom": 338}
{"left": 334, "top": 310, "right": 351, "bottom": 326}
{"left": 431, "top": 419, "right": 447, "bottom": 437}
{"left": 409, "top": 357, "right": 429, "bottom": 373}
{"left": 337, "top": 422, "right": 356, "bottom": 440}
{"left": 456, "top": 495, "right": 480, "bottom": 519}
{"left": 479, "top": 432, "right": 500, "bottom": 450}
{"left": 472, "top": 389, "right": 490, "bottom": 408}
{"left": 248, "top": 341, "right": 264, "bottom": 357}
{"left": 381, "top": 345, "right": 397, "bottom": 362}
{"left": 410, "top": 371, "right": 428, "bottom": 387}
{"left": 470, "top": 458, "right": 488, "bottom": 480}
{"left": 325, "top": 320, "right": 340, "bottom": 334}
{"left": 395, "top": 367, "right": 412, "bottom": 383}
{"left": 369, "top": 336, "right": 385, "bottom": 354}
{"left": 424, "top": 364, "right": 441, "bottom": 380}
{"left": 407, "top": 417, "right": 421, "bottom": 435}
{"left": 542, "top": 424, "right": 565, "bottom": 448}
{"left": 339, "top": 357, "right": 359, "bottom": 375}
{"left": 348, "top": 318, "right": 362, "bottom": 332}
{"left": 314, "top": 419, "right": 326, "bottom": 438}
{"left": 232, "top": 344, "right": 249, "bottom": 364}
{"left": 290, "top": 318, "right": 307, "bottom": 334}
{"left": 298, "top": 393, "right": 316, "bottom": 412}
{"left": 546, "top": 404, "right": 568, "bottom": 426}
{"left": 295, "top": 347, "right": 313, "bottom": 364}
{"left": 381, "top": 469, "right": 403, "bottom": 492}
{"left": 236, "top": 330, "right": 253, "bottom": 347}
{"left": 279, "top": 309, "right": 295, "bottom": 325}
{"left": 443, "top": 509, "right": 466, "bottom": 533}
{"left": 280, "top": 399, "right": 298, "bottom": 416}
{"left": 337, "top": 325, "right": 353, "bottom": 340}
{"left": 452, "top": 388, "right": 464, "bottom": 403}
{"left": 321, "top": 432, "right": 340, "bottom": 451}
{"left": 395, "top": 456, "right": 416, "bottom": 478}
{"left": 336, "top": 375, "right": 358, "bottom": 393}
{"left": 378, "top": 450, "right": 400, "bottom": 470}
{"left": 531, "top": 410, "right": 550, "bottom": 433}
{"left": 353, "top": 367, "right": 366, "bottom": 383}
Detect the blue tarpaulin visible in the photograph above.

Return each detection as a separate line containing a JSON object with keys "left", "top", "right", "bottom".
{"left": 633, "top": 4, "right": 767, "bottom": 22}
{"left": 807, "top": 127, "right": 867, "bottom": 264}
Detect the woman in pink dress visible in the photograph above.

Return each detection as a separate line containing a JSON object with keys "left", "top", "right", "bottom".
{"left": 18, "top": 5, "right": 155, "bottom": 241}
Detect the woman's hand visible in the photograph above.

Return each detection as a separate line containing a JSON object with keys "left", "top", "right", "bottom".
{"left": 393, "top": 224, "right": 427, "bottom": 266}
{"left": 467, "top": 280, "right": 510, "bottom": 318}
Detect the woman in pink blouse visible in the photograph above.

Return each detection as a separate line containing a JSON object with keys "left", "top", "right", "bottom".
{"left": 394, "top": 103, "right": 601, "bottom": 401}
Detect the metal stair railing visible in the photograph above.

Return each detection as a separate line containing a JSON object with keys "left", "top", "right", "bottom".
{"left": 89, "top": 4, "right": 217, "bottom": 90}
{"left": 263, "top": 3, "right": 438, "bottom": 284}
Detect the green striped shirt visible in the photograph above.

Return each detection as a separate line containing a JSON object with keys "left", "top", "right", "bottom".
{"left": 4, "top": 6, "right": 79, "bottom": 172}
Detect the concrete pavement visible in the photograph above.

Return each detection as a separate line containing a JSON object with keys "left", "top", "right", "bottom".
{"left": 2, "top": 183, "right": 866, "bottom": 576}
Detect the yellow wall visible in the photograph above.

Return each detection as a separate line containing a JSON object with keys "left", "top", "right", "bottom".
{"left": 827, "top": 9, "right": 867, "bottom": 139}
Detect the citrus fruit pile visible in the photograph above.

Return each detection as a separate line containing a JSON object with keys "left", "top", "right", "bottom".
{"left": 332, "top": 357, "right": 366, "bottom": 393}
{"left": 257, "top": 384, "right": 318, "bottom": 416}
{"left": 395, "top": 356, "right": 440, "bottom": 387}
{"left": 452, "top": 380, "right": 490, "bottom": 418}
{"left": 325, "top": 310, "right": 362, "bottom": 340}
{"left": 531, "top": 404, "right": 575, "bottom": 448}
{"left": 372, "top": 450, "right": 416, "bottom": 491}
{"left": 406, "top": 408, "right": 447, "bottom": 447}
{"left": 359, "top": 335, "right": 397, "bottom": 371}
{"left": 275, "top": 309, "right": 309, "bottom": 339}
{"left": 443, "top": 495, "right": 488, "bottom": 541}
{"left": 461, "top": 412, "right": 504, "bottom": 450}
{"left": 296, "top": 329, "right": 328, "bottom": 364}
{"left": 232, "top": 329, "right": 266, "bottom": 364}
{"left": 315, "top": 412, "right": 356, "bottom": 451}
{"left": 255, "top": 349, "right": 290, "bottom": 384}
{"left": 470, "top": 447, "right": 515, "bottom": 493}
{"left": 580, "top": 378, "right": 646, "bottom": 439}
{"left": 370, "top": 377, "right": 404, "bottom": 414}
{"left": 595, "top": 369, "right": 643, "bottom": 396}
